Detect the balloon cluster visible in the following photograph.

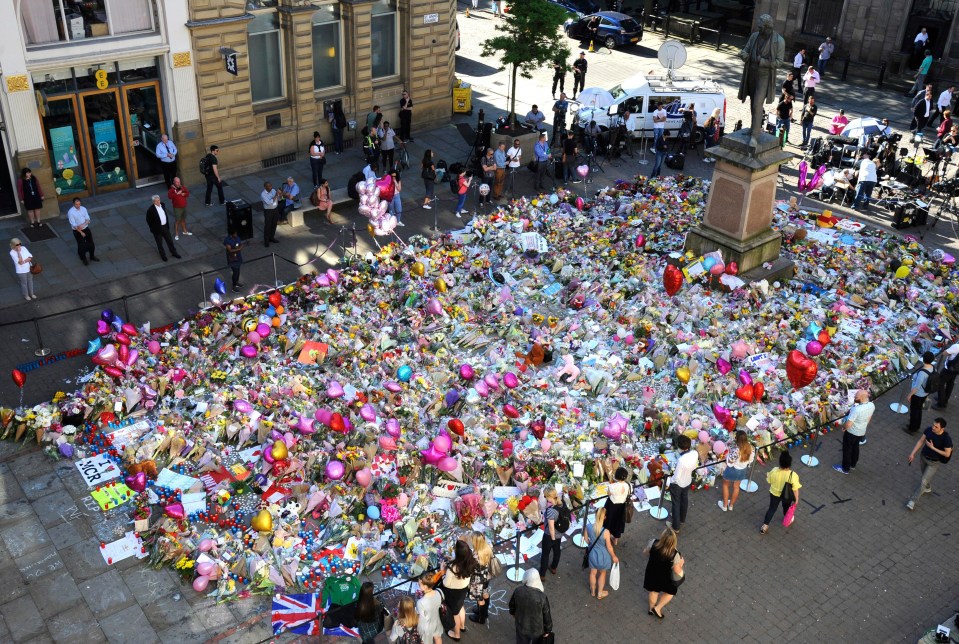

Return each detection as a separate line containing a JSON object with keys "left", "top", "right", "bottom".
{"left": 356, "top": 177, "right": 398, "bottom": 236}
{"left": 90, "top": 309, "right": 140, "bottom": 379}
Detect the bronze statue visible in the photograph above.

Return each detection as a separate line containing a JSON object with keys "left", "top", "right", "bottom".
{"left": 738, "top": 14, "right": 785, "bottom": 152}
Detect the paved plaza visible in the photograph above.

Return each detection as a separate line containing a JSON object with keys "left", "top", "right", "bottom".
{"left": 0, "top": 3, "right": 957, "bottom": 642}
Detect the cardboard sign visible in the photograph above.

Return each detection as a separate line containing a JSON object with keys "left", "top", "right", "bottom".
{"left": 90, "top": 483, "right": 134, "bottom": 511}
{"left": 297, "top": 341, "right": 329, "bottom": 365}
{"left": 76, "top": 454, "right": 122, "bottom": 488}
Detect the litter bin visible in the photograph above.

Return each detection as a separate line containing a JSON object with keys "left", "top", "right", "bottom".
{"left": 453, "top": 80, "right": 472, "bottom": 115}
{"left": 226, "top": 199, "right": 254, "bottom": 240}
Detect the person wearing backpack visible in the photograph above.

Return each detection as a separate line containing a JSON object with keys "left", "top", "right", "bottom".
{"left": 904, "top": 351, "right": 937, "bottom": 435}
{"left": 584, "top": 506, "right": 618, "bottom": 600}
{"left": 933, "top": 344, "right": 959, "bottom": 409}
{"left": 388, "top": 596, "right": 422, "bottom": 643}
{"left": 201, "top": 145, "right": 224, "bottom": 207}
{"left": 538, "top": 487, "right": 563, "bottom": 579}
{"left": 906, "top": 417, "right": 952, "bottom": 510}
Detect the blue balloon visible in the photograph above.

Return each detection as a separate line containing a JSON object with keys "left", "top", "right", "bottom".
{"left": 214, "top": 278, "right": 227, "bottom": 295}
{"left": 367, "top": 506, "right": 381, "bottom": 520}
{"left": 86, "top": 338, "right": 101, "bottom": 355}
{"left": 549, "top": 193, "right": 559, "bottom": 205}
{"left": 112, "top": 316, "right": 124, "bottom": 332}
{"left": 397, "top": 365, "right": 413, "bottom": 382}
{"left": 101, "top": 309, "right": 115, "bottom": 323}
{"left": 702, "top": 256, "right": 717, "bottom": 271}
{"left": 445, "top": 389, "right": 460, "bottom": 407}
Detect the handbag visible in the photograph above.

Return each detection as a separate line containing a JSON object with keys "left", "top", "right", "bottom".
{"left": 783, "top": 502, "right": 797, "bottom": 527}
{"left": 609, "top": 562, "right": 620, "bottom": 590}
{"left": 671, "top": 550, "right": 685, "bottom": 587}
{"left": 437, "top": 588, "right": 455, "bottom": 632}
{"left": 539, "top": 633, "right": 555, "bottom": 644}
{"left": 781, "top": 471, "right": 796, "bottom": 507}
{"left": 581, "top": 526, "right": 604, "bottom": 569}
{"left": 624, "top": 484, "right": 635, "bottom": 523}
{"left": 29, "top": 260, "right": 42, "bottom": 275}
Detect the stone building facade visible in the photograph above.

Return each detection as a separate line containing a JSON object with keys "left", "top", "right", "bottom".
{"left": 0, "top": 0, "right": 455, "bottom": 219}
{"left": 755, "top": 0, "right": 959, "bottom": 77}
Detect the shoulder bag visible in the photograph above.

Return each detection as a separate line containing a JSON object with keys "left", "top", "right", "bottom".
{"left": 781, "top": 471, "right": 796, "bottom": 507}
{"left": 29, "top": 260, "right": 42, "bottom": 275}
{"left": 671, "top": 550, "right": 685, "bottom": 586}
{"left": 581, "top": 526, "right": 604, "bottom": 569}
{"left": 624, "top": 484, "right": 635, "bottom": 523}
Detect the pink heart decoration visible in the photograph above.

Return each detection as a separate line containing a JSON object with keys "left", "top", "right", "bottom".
{"left": 327, "top": 380, "right": 345, "bottom": 398}
{"left": 164, "top": 503, "right": 185, "bottom": 520}
{"left": 125, "top": 471, "right": 147, "bottom": 492}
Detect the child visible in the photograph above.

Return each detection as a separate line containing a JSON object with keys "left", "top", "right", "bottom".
{"left": 388, "top": 595, "right": 422, "bottom": 643}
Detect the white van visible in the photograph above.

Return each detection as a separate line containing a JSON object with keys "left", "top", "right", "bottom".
{"left": 573, "top": 73, "right": 726, "bottom": 143}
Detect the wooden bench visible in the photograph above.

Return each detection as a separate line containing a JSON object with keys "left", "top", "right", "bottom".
{"left": 283, "top": 187, "right": 354, "bottom": 227}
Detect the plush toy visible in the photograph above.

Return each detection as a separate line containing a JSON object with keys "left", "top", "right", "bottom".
{"left": 555, "top": 355, "right": 581, "bottom": 383}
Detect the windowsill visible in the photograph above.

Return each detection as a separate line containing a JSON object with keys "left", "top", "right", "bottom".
{"left": 372, "top": 75, "right": 401, "bottom": 87}
{"left": 252, "top": 98, "right": 291, "bottom": 113}
{"left": 26, "top": 29, "right": 157, "bottom": 51}
{"left": 313, "top": 85, "right": 347, "bottom": 99}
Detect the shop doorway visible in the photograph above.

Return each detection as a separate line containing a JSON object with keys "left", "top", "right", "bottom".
{"left": 0, "top": 130, "right": 18, "bottom": 217}
{"left": 44, "top": 95, "right": 90, "bottom": 199}
{"left": 124, "top": 83, "right": 166, "bottom": 187}
{"left": 80, "top": 89, "right": 130, "bottom": 193}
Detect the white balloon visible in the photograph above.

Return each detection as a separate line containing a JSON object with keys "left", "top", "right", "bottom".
{"left": 383, "top": 215, "right": 397, "bottom": 233}
{"left": 479, "top": 183, "right": 491, "bottom": 196}
{"left": 358, "top": 205, "right": 371, "bottom": 217}
{"left": 378, "top": 200, "right": 389, "bottom": 216}
{"left": 357, "top": 182, "right": 368, "bottom": 196}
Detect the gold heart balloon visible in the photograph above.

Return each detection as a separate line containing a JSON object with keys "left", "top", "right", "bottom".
{"left": 251, "top": 509, "right": 273, "bottom": 532}
{"left": 676, "top": 366, "right": 691, "bottom": 384}
{"left": 412, "top": 261, "right": 425, "bottom": 277}
{"left": 271, "top": 441, "right": 288, "bottom": 461}
{"left": 435, "top": 277, "right": 448, "bottom": 293}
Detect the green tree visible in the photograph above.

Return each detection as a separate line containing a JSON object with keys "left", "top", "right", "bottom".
{"left": 481, "top": 0, "right": 571, "bottom": 128}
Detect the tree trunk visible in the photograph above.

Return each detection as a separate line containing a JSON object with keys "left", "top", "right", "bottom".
{"left": 509, "top": 63, "right": 519, "bottom": 129}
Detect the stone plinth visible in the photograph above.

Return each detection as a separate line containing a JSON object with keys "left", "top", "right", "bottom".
{"left": 685, "top": 129, "right": 795, "bottom": 282}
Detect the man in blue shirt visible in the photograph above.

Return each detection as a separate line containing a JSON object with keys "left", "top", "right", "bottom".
{"left": 155, "top": 134, "right": 178, "bottom": 187}
{"left": 525, "top": 105, "right": 547, "bottom": 132}
{"left": 493, "top": 141, "right": 507, "bottom": 199}
{"left": 279, "top": 176, "right": 300, "bottom": 222}
{"left": 904, "top": 351, "right": 936, "bottom": 434}
{"left": 533, "top": 133, "right": 551, "bottom": 190}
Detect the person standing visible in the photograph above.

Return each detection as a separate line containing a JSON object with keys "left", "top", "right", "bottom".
{"left": 388, "top": 169, "right": 404, "bottom": 226}
{"left": 18, "top": 168, "right": 43, "bottom": 227}
{"left": 366, "top": 105, "right": 382, "bottom": 132}
{"left": 562, "top": 130, "right": 578, "bottom": 183}
{"left": 817, "top": 36, "right": 834, "bottom": 75}
{"left": 480, "top": 148, "right": 496, "bottom": 206}
{"left": 421, "top": 149, "right": 436, "bottom": 210}
{"left": 224, "top": 229, "right": 243, "bottom": 293}
{"left": 603, "top": 467, "right": 630, "bottom": 544}
{"left": 652, "top": 102, "right": 667, "bottom": 147}
{"left": 9, "top": 238, "right": 37, "bottom": 301}
{"left": 800, "top": 96, "right": 818, "bottom": 148}
{"left": 913, "top": 89, "right": 936, "bottom": 132}
{"left": 145, "top": 195, "right": 181, "bottom": 262}
{"left": 584, "top": 506, "right": 617, "bottom": 600}
{"left": 202, "top": 145, "right": 224, "bottom": 207}
{"left": 802, "top": 65, "right": 820, "bottom": 103}
{"left": 439, "top": 540, "right": 475, "bottom": 642}
{"left": 904, "top": 351, "right": 936, "bottom": 434}
{"left": 572, "top": 52, "right": 588, "bottom": 100}
{"left": 912, "top": 50, "right": 934, "bottom": 94}
{"left": 938, "top": 86, "right": 956, "bottom": 124}
{"left": 643, "top": 527, "right": 684, "bottom": 619}
{"left": 649, "top": 130, "right": 670, "bottom": 178}
{"left": 508, "top": 570, "right": 552, "bottom": 644}
{"left": 906, "top": 417, "right": 952, "bottom": 510}
{"left": 793, "top": 48, "right": 807, "bottom": 92}
{"left": 852, "top": 152, "right": 877, "bottom": 210}
{"left": 718, "top": 430, "right": 754, "bottom": 512}
{"left": 67, "top": 198, "right": 98, "bottom": 265}
{"left": 387, "top": 596, "right": 419, "bottom": 643}
{"left": 328, "top": 103, "right": 347, "bottom": 155}
{"left": 308, "top": 132, "right": 326, "bottom": 188}
{"left": 832, "top": 389, "right": 876, "bottom": 474}
{"left": 355, "top": 582, "right": 388, "bottom": 644}
{"left": 668, "top": 434, "right": 699, "bottom": 532}
{"left": 260, "top": 181, "right": 280, "bottom": 247}
{"left": 468, "top": 532, "right": 496, "bottom": 625}
{"left": 533, "top": 132, "right": 550, "bottom": 191}
{"left": 279, "top": 176, "right": 300, "bottom": 223}
{"left": 399, "top": 90, "right": 414, "bottom": 142}
{"left": 167, "top": 177, "right": 191, "bottom": 240}
{"left": 552, "top": 92, "right": 569, "bottom": 145}
{"left": 493, "top": 141, "right": 507, "bottom": 200}
{"left": 551, "top": 57, "right": 566, "bottom": 99}
{"left": 914, "top": 27, "right": 930, "bottom": 56}
{"left": 760, "top": 451, "right": 801, "bottom": 534}
{"left": 154, "top": 133, "right": 178, "bottom": 187}
{"left": 378, "top": 121, "right": 399, "bottom": 171}
{"left": 933, "top": 344, "right": 959, "bottom": 409}
{"left": 831, "top": 108, "right": 850, "bottom": 135}
{"left": 775, "top": 93, "right": 793, "bottom": 148}
{"left": 538, "top": 487, "right": 563, "bottom": 579}
{"left": 416, "top": 572, "right": 444, "bottom": 644}
{"left": 781, "top": 71, "right": 797, "bottom": 101}
{"left": 454, "top": 168, "right": 471, "bottom": 217}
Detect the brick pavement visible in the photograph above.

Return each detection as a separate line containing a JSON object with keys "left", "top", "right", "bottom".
{"left": 0, "top": 2, "right": 957, "bottom": 642}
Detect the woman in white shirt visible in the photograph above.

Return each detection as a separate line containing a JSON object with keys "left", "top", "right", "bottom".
{"left": 718, "top": 430, "right": 754, "bottom": 512}
{"left": 603, "top": 467, "right": 632, "bottom": 544}
{"left": 9, "top": 238, "right": 36, "bottom": 301}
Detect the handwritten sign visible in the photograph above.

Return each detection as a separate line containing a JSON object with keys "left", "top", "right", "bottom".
{"left": 75, "top": 454, "right": 121, "bottom": 488}
{"left": 100, "top": 532, "right": 146, "bottom": 565}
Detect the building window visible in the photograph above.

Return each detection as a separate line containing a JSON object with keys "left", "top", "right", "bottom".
{"left": 371, "top": 0, "right": 398, "bottom": 79}
{"left": 312, "top": 6, "right": 343, "bottom": 90}
{"left": 248, "top": 12, "right": 285, "bottom": 103}
{"left": 21, "top": 0, "right": 155, "bottom": 47}
{"left": 801, "top": 0, "right": 843, "bottom": 38}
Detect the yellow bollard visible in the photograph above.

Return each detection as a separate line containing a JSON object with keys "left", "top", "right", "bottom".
{"left": 465, "top": 7, "right": 470, "bottom": 17}
{"left": 588, "top": 40, "right": 595, "bottom": 52}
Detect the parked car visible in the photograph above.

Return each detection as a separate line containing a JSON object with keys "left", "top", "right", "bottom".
{"left": 546, "top": 0, "right": 602, "bottom": 17}
{"left": 564, "top": 11, "right": 643, "bottom": 49}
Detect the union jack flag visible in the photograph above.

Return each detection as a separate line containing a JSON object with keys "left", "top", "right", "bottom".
{"left": 272, "top": 593, "right": 320, "bottom": 635}
{"left": 322, "top": 624, "right": 361, "bottom": 638}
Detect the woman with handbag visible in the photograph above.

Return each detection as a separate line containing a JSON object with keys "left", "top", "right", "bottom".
{"left": 415, "top": 572, "right": 443, "bottom": 644}
{"left": 9, "top": 238, "right": 37, "bottom": 301}
{"left": 468, "top": 531, "right": 500, "bottom": 625}
{"left": 761, "top": 450, "right": 801, "bottom": 534}
{"left": 18, "top": 168, "right": 44, "bottom": 227}
{"left": 355, "top": 581, "right": 389, "bottom": 644}
{"left": 604, "top": 466, "right": 631, "bottom": 545}
{"left": 584, "top": 506, "right": 618, "bottom": 599}
{"left": 719, "top": 430, "right": 755, "bottom": 512}
{"left": 643, "top": 526, "right": 684, "bottom": 619}
{"left": 439, "top": 540, "right": 476, "bottom": 641}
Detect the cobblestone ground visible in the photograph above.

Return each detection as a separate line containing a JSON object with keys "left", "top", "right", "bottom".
{"left": 0, "top": 3, "right": 957, "bottom": 643}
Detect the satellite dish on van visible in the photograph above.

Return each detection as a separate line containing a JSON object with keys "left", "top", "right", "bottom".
{"left": 657, "top": 40, "right": 687, "bottom": 82}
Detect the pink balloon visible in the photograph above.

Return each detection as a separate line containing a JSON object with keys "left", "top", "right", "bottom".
{"left": 475, "top": 380, "right": 490, "bottom": 398}
{"left": 94, "top": 344, "right": 118, "bottom": 366}
{"left": 698, "top": 430, "right": 710, "bottom": 443}
{"left": 234, "top": 399, "right": 253, "bottom": 414}
{"left": 437, "top": 456, "right": 458, "bottom": 472}
{"left": 709, "top": 262, "right": 725, "bottom": 275}
{"left": 316, "top": 274, "right": 332, "bottom": 287}
{"left": 326, "top": 268, "right": 340, "bottom": 284}
{"left": 147, "top": 340, "right": 161, "bottom": 355}
{"left": 327, "top": 380, "right": 345, "bottom": 398}
{"left": 635, "top": 234, "right": 646, "bottom": 248}
{"left": 355, "top": 467, "right": 373, "bottom": 487}
{"left": 691, "top": 419, "right": 703, "bottom": 430}
{"left": 716, "top": 358, "right": 732, "bottom": 375}
{"left": 171, "top": 368, "right": 187, "bottom": 383}
{"left": 196, "top": 562, "right": 216, "bottom": 576}
{"left": 484, "top": 374, "right": 500, "bottom": 390}
{"left": 124, "top": 349, "right": 139, "bottom": 366}
{"left": 96, "top": 320, "right": 110, "bottom": 335}
{"left": 314, "top": 408, "right": 332, "bottom": 425}
{"left": 198, "top": 539, "right": 214, "bottom": 552}
{"left": 541, "top": 438, "right": 552, "bottom": 451}
{"left": 433, "top": 434, "right": 452, "bottom": 454}
{"left": 602, "top": 423, "right": 622, "bottom": 441}
{"left": 283, "top": 432, "right": 295, "bottom": 448}
{"left": 326, "top": 460, "right": 345, "bottom": 480}
{"left": 240, "top": 344, "right": 257, "bottom": 358}
{"left": 125, "top": 471, "right": 147, "bottom": 492}
{"left": 256, "top": 323, "right": 271, "bottom": 338}
{"left": 426, "top": 298, "right": 444, "bottom": 316}
{"left": 711, "top": 402, "right": 731, "bottom": 424}
{"left": 360, "top": 403, "right": 377, "bottom": 422}
{"left": 738, "top": 369, "right": 753, "bottom": 386}
{"left": 192, "top": 576, "right": 210, "bottom": 592}
{"left": 713, "top": 440, "right": 728, "bottom": 454}
{"left": 385, "top": 418, "right": 401, "bottom": 438}
{"left": 247, "top": 331, "right": 262, "bottom": 345}
{"left": 379, "top": 435, "right": 398, "bottom": 450}
{"left": 263, "top": 447, "right": 275, "bottom": 464}
{"left": 806, "top": 340, "right": 823, "bottom": 356}
{"left": 730, "top": 340, "right": 749, "bottom": 360}
{"left": 384, "top": 381, "right": 402, "bottom": 393}
{"left": 576, "top": 197, "right": 585, "bottom": 211}
{"left": 459, "top": 364, "right": 475, "bottom": 380}
{"left": 503, "top": 372, "right": 519, "bottom": 389}
{"left": 577, "top": 164, "right": 589, "bottom": 178}
{"left": 296, "top": 416, "right": 315, "bottom": 435}
{"left": 421, "top": 445, "right": 443, "bottom": 465}
{"left": 164, "top": 503, "right": 185, "bottom": 520}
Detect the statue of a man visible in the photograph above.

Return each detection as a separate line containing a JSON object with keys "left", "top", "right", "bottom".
{"left": 738, "top": 14, "right": 785, "bottom": 152}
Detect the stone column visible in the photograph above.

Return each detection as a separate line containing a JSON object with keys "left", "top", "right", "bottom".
{"left": 684, "top": 129, "right": 795, "bottom": 282}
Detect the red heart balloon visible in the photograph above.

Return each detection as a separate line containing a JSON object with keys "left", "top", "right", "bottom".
{"left": 269, "top": 292, "right": 282, "bottom": 308}
{"left": 447, "top": 418, "right": 465, "bottom": 436}
{"left": 722, "top": 417, "right": 737, "bottom": 431}
{"left": 817, "top": 329, "right": 831, "bottom": 346}
{"left": 786, "top": 349, "right": 818, "bottom": 389}
{"left": 530, "top": 419, "right": 546, "bottom": 440}
{"left": 726, "top": 261, "right": 739, "bottom": 276}
{"left": 503, "top": 404, "right": 520, "bottom": 419}
{"left": 735, "top": 383, "right": 754, "bottom": 403}
{"left": 11, "top": 369, "right": 25, "bottom": 389}
{"left": 663, "top": 264, "right": 683, "bottom": 297}
{"left": 329, "top": 413, "right": 347, "bottom": 433}
{"left": 753, "top": 382, "right": 765, "bottom": 400}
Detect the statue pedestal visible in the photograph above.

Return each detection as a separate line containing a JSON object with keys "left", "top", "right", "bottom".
{"left": 685, "top": 129, "right": 795, "bottom": 283}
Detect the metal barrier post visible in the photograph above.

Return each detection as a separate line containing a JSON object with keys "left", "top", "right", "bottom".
{"left": 121, "top": 296, "right": 130, "bottom": 322}
{"left": 739, "top": 456, "right": 759, "bottom": 493}
{"left": 272, "top": 253, "right": 280, "bottom": 287}
{"left": 890, "top": 375, "right": 911, "bottom": 413}
{"left": 715, "top": 28, "right": 721, "bottom": 50}
{"left": 506, "top": 529, "right": 526, "bottom": 582}
{"left": 572, "top": 498, "right": 591, "bottom": 548}
{"left": 877, "top": 62, "right": 886, "bottom": 88}
{"left": 800, "top": 431, "right": 820, "bottom": 467}
{"left": 200, "top": 271, "right": 207, "bottom": 306}
{"left": 841, "top": 58, "right": 850, "bottom": 81}
{"left": 637, "top": 135, "right": 649, "bottom": 165}
{"left": 664, "top": 15, "right": 670, "bottom": 39}
{"left": 32, "top": 318, "right": 50, "bottom": 357}
{"left": 648, "top": 475, "right": 669, "bottom": 520}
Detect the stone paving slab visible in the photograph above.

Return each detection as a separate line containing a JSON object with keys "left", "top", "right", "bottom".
{"left": 98, "top": 604, "right": 160, "bottom": 644}
{"left": 79, "top": 569, "right": 136, "bottom": 619}
{"left": 45, "top": 603, "right": 106, "bottom": 644}
{"left": 28, "top": 569, "right": 83, "bottom": 620}
{"left": 0, "top": 594, "right": 47, "bottom": 643}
